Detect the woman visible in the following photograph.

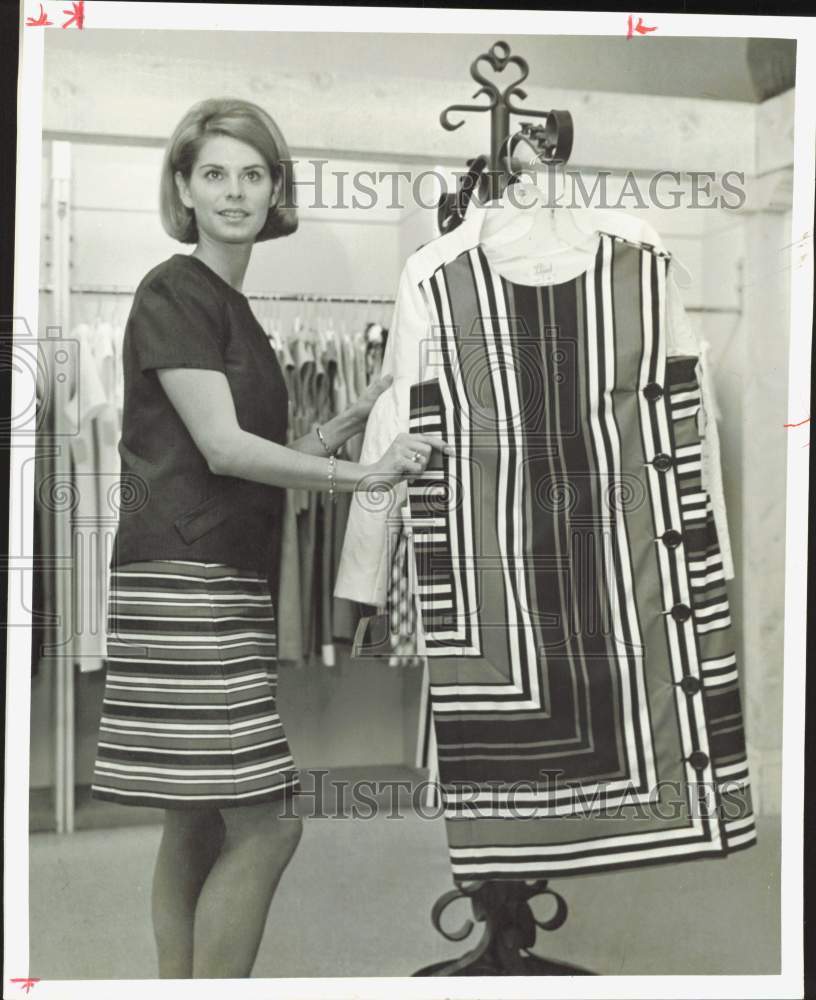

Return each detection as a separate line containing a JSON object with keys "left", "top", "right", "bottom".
{"left": 90, "top": 97, "right": 446, "bottom": 979}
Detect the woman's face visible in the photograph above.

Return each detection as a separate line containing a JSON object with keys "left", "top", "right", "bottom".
{"left": 175, "top": 134, "right": 277, "bottom": 246}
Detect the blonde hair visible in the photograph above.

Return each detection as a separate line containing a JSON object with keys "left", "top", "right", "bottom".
{"left": 159, "top": 97, "right": 298, "bottom": 243}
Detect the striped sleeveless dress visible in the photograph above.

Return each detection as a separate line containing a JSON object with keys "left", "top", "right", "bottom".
{"left": 91, "top": 560, "right": 300, "bottom": 809}
{"left": 401, "top": 232, "right": 755, "bottom": 879}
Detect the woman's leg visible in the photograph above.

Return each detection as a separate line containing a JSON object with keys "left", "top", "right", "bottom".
{"left": 192, "top": 797, "right": 303, "bottom": 978}
{"left": 151, "top": 807, "right": 226, "bottom": 978}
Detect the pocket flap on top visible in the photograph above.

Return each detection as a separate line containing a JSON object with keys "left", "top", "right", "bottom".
{"left": 174, "top": 494, "right": 229, "bottom": 544}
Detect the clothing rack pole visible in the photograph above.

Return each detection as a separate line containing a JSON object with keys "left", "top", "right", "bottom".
{"left": 38, "top": 286, "right": 737, "bottom": 316}
{"left": 39, "top": 285, "right": 396, "bottom": 305}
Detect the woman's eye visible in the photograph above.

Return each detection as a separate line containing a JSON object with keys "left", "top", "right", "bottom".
{"left": 245, "top": 171, "right": 262, "bottom": 182}
{"left": 205, "top": 170, "right": 222, "bottom": 181}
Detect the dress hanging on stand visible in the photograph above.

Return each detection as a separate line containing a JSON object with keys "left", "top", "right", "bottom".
{"left": 336, "top": 216, "right": 756, "bottom": 880}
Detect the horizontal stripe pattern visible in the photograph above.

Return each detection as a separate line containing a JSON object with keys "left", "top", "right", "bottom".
{"left": 91, "top": 560, "right": 301, "bottom": 809}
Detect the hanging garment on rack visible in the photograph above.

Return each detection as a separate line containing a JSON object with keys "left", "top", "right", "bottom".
{"left": 315, "top": 332, "right": 336, "bottom": 667}
{"left": 387, "top": 518, "right": 423, "bottom": 668}
{"left": 333, "top": 326, "right": 350, "bottom": 417}
{"left": 336, "top": 228, "right": 755, "bottom": 880}
{"left": 65, "top": 319, "right": 123, "bottom": 673}
{"left": 31, "top": 376, "right": 58, "bottom": 676}
{"left": 342, "top": 331, "right": 364, "bottom": 463}
{"left": 295, "top": 337, "right": 320, "bottom": 662}
{"left": 364, "top": 322, "right": 387, "bottom": 382}
{"left": 287, "top": 328, "right": 310, "bottom": 517}
{"left": 331, "top": 493, "right": 358, "bottom": 643}
{"left": 273, "top": 336, "right": 304, "bottom": 666}
{"left": 330, "top": 324, "right": 359, "bottom": 644}
{"left": 253, "top": 306, "right": 391, "bottom": 667}
{"left": 354, "top": 330, "right": 369, "bottom": 400}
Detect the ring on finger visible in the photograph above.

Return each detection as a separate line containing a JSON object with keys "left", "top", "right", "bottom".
{"left": 413, "top": 451, "right": 421, "bottom": 464}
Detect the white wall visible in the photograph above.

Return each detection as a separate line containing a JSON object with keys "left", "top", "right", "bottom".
{"left": 65, "top": 145, "right": 408, "bottom": 298}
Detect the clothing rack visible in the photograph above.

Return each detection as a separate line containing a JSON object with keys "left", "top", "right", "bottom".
{"left": 37, "top": 284, "right": 738, "bottom": 316}
{"left": 40, "top": 284, "right": 396, "bottom": 305}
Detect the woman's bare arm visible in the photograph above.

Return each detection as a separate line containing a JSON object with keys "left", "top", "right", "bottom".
{"left": 288, "top": 374, "right": 392, "bottom": 456}
{"left": 288, "top": 408, "right": 363, "bottom": 457}
{"left": 158, "top": 368, "right": 363, "bottom": 491}
{"left": 157, "top": 368, "right": 446, "bottom": 491}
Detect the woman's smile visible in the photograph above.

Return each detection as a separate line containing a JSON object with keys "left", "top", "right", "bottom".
{"left": 218, "top": 208, "right": 252, "bottom": 222}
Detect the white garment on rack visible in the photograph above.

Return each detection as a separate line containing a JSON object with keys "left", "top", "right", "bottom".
{"left": 333, "top": 333, "right": 349, "bottom": 420}
{"left": 66, "top": 320, "right": 122, "bottom": 673}
{"left": 335, "top": 199, "right": 735, "bottom": 607}
{"left": 341, "top": 331, "right": 365, "bottom": 462}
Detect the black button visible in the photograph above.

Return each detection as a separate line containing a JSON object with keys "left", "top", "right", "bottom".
{"left": 670, "top": 603, "right": 692, "bottom": 623}
{"left": 652, "top": 453, "right": 673, "bottom": 473}
{"left": 643, "top": 382, "right": 663, "bottom": 402}
{"left": 661, "top": 529, "right": 683, "bottom": 549}
{"left": 680, "top": 676, "right": 702, "bottom": 695}
{"left": 688, "top": 751, "right": 710, "bottom": 771}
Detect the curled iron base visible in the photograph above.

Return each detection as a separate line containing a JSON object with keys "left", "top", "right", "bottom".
{"left": 413, "top": 879, "right": 595, "bottom": 977}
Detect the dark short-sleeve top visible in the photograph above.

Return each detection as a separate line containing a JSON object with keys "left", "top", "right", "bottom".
{"left": 112, "top": 254, "right": 288, "bottom": 574}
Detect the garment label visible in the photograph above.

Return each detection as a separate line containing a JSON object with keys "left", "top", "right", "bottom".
{"left": 528, "top": 261, "right": 556, "bottom": 283}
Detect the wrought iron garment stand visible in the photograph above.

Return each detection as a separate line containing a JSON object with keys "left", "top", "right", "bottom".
{"left": 435, "top": 39, "right": 574, "bottom": 233}
{"left": 416, "top": 41, "right": 593, "bottom": 977}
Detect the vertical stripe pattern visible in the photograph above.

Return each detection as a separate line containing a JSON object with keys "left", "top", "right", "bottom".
{"left": 404, "top": 234, "right": 755, "bottom": 878}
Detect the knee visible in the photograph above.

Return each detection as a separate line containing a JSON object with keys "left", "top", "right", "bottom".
{"left": 225, "top": 804, "right": 303, "bottom": 857}
{"left": 258, "top": 810, "right": 303, "bottom": 861}
{"left": 275, "top": 813, "right": 303, "bottom": 855}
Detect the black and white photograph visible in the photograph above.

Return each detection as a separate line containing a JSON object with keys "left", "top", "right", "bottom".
{"left": 4, "top": 5, "right": 814, "bottom": 998}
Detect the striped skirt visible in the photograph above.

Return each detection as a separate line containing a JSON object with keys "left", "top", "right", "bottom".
{"left": 91, "top": 560, "right": 301, "bottom": 809}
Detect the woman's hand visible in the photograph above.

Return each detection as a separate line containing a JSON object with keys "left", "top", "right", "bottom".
{"left": 363, "top": 432, "right": 450, "bottom": 485}
{"left": 347, "top": 373, "right": 394, "bottom": 426}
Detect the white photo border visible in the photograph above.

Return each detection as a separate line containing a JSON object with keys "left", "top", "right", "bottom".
{"left": 6, "top": 5, "right": 814, "bottom": 999}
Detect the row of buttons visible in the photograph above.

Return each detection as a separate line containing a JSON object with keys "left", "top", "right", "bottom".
{"left": 644, "top": 381, "right": 709, "bottom": 772}
{"left": 643, "top": 385, "right": 674, "bottom": 471}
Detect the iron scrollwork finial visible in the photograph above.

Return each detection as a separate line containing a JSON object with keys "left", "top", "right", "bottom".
{"left": 439, "top": 40, "right": 531, "bottom": 133}
{"left": 437, "top": 40, "right": 574, "bottom": 229}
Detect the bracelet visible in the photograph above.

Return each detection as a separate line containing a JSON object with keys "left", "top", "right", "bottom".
{"left": 327, "top": 453, "right": 337, "bottom": 503}
{"left": 315, "top": 424, "right": 334, "bottom": 456}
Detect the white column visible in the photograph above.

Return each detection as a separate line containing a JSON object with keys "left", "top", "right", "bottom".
{"left": 50, "top": 139, "right": 75, "bottom": 834}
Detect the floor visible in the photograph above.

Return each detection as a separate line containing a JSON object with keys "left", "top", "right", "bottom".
{"left": 28, "top": 810, "right": 781, "bottom": 980}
